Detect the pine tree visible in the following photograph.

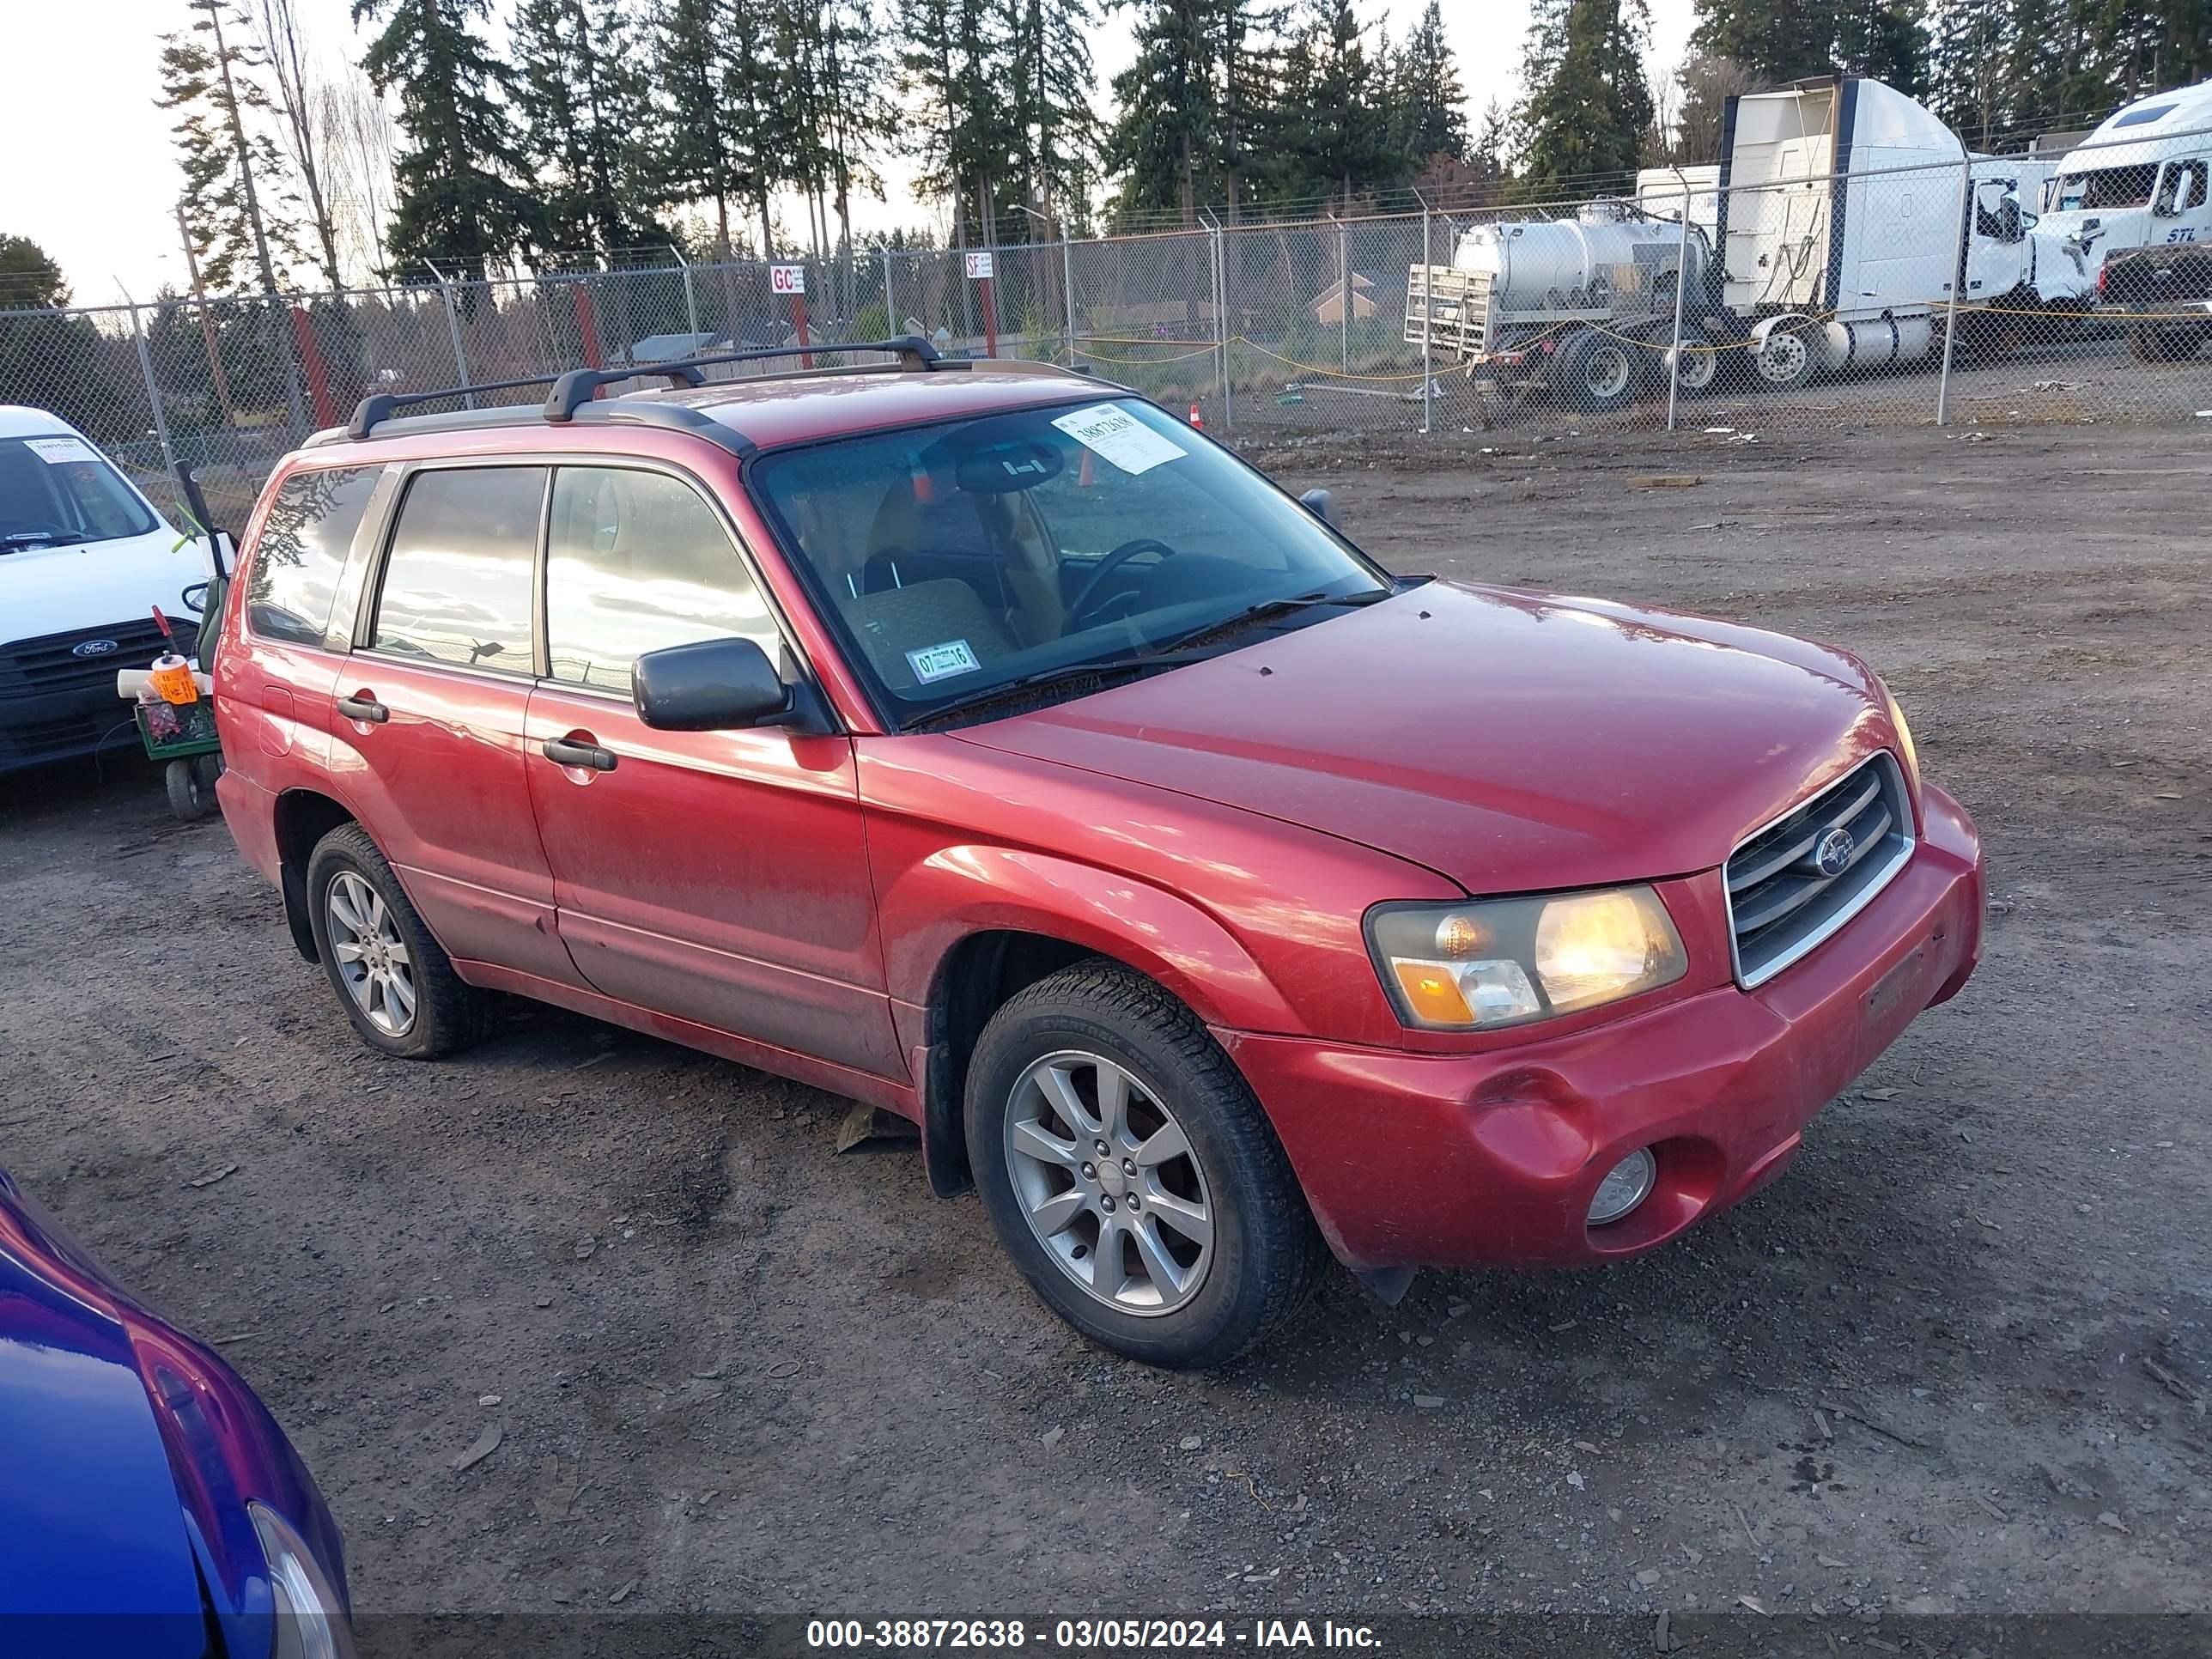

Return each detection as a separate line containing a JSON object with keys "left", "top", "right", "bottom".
{"left": 354, "top": 0, "right": 540, "bottom": 278}
{"left": 1007, "top": 0, "right": 1101, "bottom": 227}
{"left": 1926, "top": 0, "right": 2010, "bottom": 141}
{"left": 1271, "top": 0, "right": 1406, "bottom": 207}
{"left": 0, "top": 234, "right": 71, "bottom": 309}
{"left": 1395, "top": 0, "right": 1469, "bottom": 164}
{"left": 159, "top": 0, "right": 300, "bottom": 294}
{"left": 513, "top": 0, "right": 665, "bottom": 262}
{"left": 1833, "top": 0, "right": 1929, "bottom": 92}
{"left": 1106, "top": 0, "right": 1239, "bottom": 224}
{"left": 900, "top": 0, "right": 1023, "bottom": 241}
{"left": 1518, "top": 0, "right": 1655, "bottom": 194}
{"left": 1689, "top": 0, "right": 1929, "bottom": 92}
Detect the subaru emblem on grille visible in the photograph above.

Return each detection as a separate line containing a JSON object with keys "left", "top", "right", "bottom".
{"left": 1814, "top": 826, "right": 1856, "bottom": 878}
{"left": 70, "top": 639, "right": 119, "bottom": 658}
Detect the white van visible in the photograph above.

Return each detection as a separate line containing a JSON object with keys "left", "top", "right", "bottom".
{"left": 0, "top": 405, "right": 208, "bottom": 775}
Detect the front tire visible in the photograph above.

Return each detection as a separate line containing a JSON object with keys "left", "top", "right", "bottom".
{"left": 305, "top": 823, "right": 491, "bottom": 1059}
{"left": 964, "top": 961, "right": 1327, "bottom": 1369}
{"left": 1555, "top": 327, "right": 1639, "bottom": 413}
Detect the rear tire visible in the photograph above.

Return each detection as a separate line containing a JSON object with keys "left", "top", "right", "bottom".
{"left": 305, "top": 823, "right": 491, "bottom": 1060}
{"left": 964, "top": 960, "right": 1328, "bottom": 1369}
{"left": 1555, "top": 328, "right": 1640, "bottom": 414}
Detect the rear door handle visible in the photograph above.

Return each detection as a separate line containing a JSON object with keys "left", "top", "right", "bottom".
{"left": 336, "top": 693, "right": 388, "bottom": 724}
{"left": 542, "top": 735, "right": 617, "bottom": 773}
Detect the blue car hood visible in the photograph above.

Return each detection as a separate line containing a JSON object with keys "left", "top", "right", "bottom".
{"left": 0, "top": 1248, "right": 209, "bottom": 1650}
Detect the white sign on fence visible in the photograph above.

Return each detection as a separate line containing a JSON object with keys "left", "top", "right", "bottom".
{"left": 770, "top": 265, "right": 806, "bottom": 295}
{"left": 964, "top": 251, "right": 994, "bottom": 281}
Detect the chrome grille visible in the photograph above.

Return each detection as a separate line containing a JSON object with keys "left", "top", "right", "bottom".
{"left": 1726, "top": 753, "right": 1914, "bottom": 988}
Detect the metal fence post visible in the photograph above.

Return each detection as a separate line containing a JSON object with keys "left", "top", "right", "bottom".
{"left": 1418, "top": 191, "right": 1434, "bottom": 434}
{"left": 881, "top": 244, "right": 896, "bottom": 334}
{"left": 1666, "top": 168, "right": 1693, "bottom": 434}
{"left": 1061, "top": 228, "right": 1076, "bottom": 365}
{"left": 1200, "top": 210, "right": 1231, "bottom": 431}
{"left": 123, "top": 296, "right": 178, "bottom": 478}
{"left": 1936, "top": 152, "right": 1973, "bottom": 427}
{"left": 1337, "top": 217, "right": 1350, "bottom": 373}
{"left": 672, "top": 243, "right": 701, "bottom": 341}
{"left": 427, "top": 259, "right": 475, "bottom": 409}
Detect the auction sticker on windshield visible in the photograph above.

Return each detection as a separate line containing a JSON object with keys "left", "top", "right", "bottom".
{"left": 906, "top": 639, "right": 982, "bottom": 684}
{"left": 1051, "top": 404, "right": 1186, "bottom": 476}
{"left": 25, "top": 436, "right": 99, "bottom": 465}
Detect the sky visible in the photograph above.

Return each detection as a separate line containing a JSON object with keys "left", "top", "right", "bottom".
{"left": 2, "top": 0, "right": 1697, "bottom": 308}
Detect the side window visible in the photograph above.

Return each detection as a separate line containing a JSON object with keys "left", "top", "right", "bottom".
{"left": 369, "top": 466, "right": 544, "bottom": 675}
{"left": 246, "top": 465, "right": 380, "bottom": 647}
{"left": 544, "top": 467, "right": 781, "bottom": 692}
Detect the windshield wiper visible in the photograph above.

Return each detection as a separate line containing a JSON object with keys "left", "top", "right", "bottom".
{"left": 1154, "top": 585, "right": 1393, "bottom": 656}
{"left": 905, "top": 648, "right": 1218, "bottom": 731}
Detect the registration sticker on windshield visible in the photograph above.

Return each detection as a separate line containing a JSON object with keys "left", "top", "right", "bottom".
{"left": 906, "top": 638, "right": 981, "bottom": 684}
{"left": 25, "top": 436, "right": 98, "bottom": 466}
{"left": 1050, "top": 404, "right": 1186, "bottom": 476}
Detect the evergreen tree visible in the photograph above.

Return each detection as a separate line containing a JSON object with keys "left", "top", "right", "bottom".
{"left": 1271, "top": 0, "right": 1406, "bottom": 207}
{"left": 900, "top": 0, "right": 1023, "bottom": 240}
{"left": 0, "top": 234, "right": 71, "bottom": 309}
{"left": 158, "top": 0, "right": 300, "bottom": 294}
{"left": 353, "top": 0, "right": 540, "bottom": 278}
{"left": 1518, "top": 0, "right": 1655, "bottom": 194}
{"left": 1670, "top": 52, "right": 1765, "bottom": 161}
{"left": 647, "top": 0, "right": 781, "bottom": 256}
{"left": 1395, "top": 0, "right": 1469, "bottom": 163}
{"left": 1834, "top": 0, "right": 1929, "bottom": 92}
{"left": 513, "top": 0, "right": 665, "bottom": 262}
{"left": 1926, "top": 0, "right": 2010, "bottom": 140}
{"left": 1689, "top": 0, "right": 1929, "bottom": 92}
{"left": 1107, "top": 0, "right": 1230, "bottom": 224}
{"left": 1006, "top": 0, "right": 1101, "bottom": 226}
{"left": 254, "top": 0, "right": 346, "bottom": 291}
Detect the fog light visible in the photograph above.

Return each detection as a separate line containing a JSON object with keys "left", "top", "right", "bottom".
{"left": 1588, "top": 1148, "right": 1657, "bottom": 1226}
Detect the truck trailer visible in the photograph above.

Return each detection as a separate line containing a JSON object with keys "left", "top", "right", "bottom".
{"left": 1406, "top": 75, "right": 2094, "bottom": 410}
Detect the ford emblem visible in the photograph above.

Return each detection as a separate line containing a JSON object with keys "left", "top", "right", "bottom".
{"left": 1814, "top": 826, "right": 1856, "bottom": 878}
{"left": 70, "top": 638, "right": 119, "bottom": 658}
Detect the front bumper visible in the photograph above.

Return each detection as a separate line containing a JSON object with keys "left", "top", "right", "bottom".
{"left": 1233, "top": 782, "right": 1984, "bottom": 1273}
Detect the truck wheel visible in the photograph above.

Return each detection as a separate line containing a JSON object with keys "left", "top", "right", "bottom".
{"left": 1556, "top": 329, "right": 1639, "bottom": 413}
{"left": 1666, "top": 341, "right": 1719, "bottom": 398}
{"left": 964, "top": 960, "right": 1328, "bottom": 1369}
{"left": 2128, "top": 324, "right": 2201, "bottom": 362}
{"left": 1749, "top": 319, "right": 1818, "bottom": 390}
{"left": 305, "top": 823, "right": 492, "bottom": 1060}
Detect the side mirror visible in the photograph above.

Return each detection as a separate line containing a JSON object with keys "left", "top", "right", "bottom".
{"left": 1299, "top": 487, "right": 1337, "bottom": 526}
{"left": 633, "top": 636, "right": 793, "bottom": 731}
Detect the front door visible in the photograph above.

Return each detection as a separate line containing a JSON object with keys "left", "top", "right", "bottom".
{"left": 521, "top": 462, "right": 902, "bottom": 1080}
{"left": 336, "top": 462, "right": 580, "bottom": 987}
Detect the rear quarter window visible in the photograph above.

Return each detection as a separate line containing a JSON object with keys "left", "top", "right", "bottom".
{"left": 246, "top": 465, "right": 380, "bottom": 647}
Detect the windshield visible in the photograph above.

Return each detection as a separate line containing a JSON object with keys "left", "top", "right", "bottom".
{"left": 750, "top": 398, "right": 1389, "bottom": 723}
{"left": 2053, "top": 163, "right": 2159, "bottom": 211}
{"left": 0, "top": 434, "right": 159, "bottom": 552}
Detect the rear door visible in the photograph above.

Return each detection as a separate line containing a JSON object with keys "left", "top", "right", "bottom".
{"left": 521, "top": 461, "right": 902, "bottom": 1079}
{"left": 337, "top": 463, "right": 580, "bottom": 987}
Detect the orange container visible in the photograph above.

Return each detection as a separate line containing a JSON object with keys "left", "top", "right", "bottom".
{"left": 149, "top": 652, "right": 199, "bottom": 705}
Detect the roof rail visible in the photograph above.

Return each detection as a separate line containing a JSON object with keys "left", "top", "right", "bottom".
{"left": 541, "top": 334, "right": 946, "bottom": 422}
{"left": 348, "top": 361, "right": 710, "bottom": 441}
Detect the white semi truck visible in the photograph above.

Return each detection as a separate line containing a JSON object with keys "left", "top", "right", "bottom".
{"left": 2036, "top": 76, "right": 2212, "bottom": 267}
{"left": 1406, "top": 75, "right": 2094, "bottom": 409}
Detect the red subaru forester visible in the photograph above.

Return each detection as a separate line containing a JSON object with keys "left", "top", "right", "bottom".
{"left": 210, "top": 341, "right": 1983, "bottom": 1367}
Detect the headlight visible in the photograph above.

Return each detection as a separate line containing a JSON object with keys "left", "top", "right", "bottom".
{"left": 1367, "top": 886, "right": 1687, "bottom": 1031}
{"left": 250, "top": 1502, "right": 353, "bottom": 1659}
{"left": 1881, "top": 684, "right": 1921, "bottom": 792}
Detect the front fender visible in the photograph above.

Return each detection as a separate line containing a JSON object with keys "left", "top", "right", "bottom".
{"left": 878, "top": 845, "right": 1300, "bottom": 1038}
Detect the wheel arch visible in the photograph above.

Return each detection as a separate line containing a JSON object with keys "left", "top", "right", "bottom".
{"left": 886, "top": 852, "right": 1303, "bottom": 1199}
{"left": 270, "top": 787, "right": 360, "bottom": 962}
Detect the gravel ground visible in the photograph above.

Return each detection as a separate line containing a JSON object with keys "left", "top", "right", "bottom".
{"left": 2, "top": 422, "right": 2207, "bottom": 1626}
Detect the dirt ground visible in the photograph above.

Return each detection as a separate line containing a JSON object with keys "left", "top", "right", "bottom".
{"left": 2, "top": 422, "right": 2207, "bottom": 1626}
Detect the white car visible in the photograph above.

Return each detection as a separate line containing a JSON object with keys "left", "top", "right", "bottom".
{"left": 0, "top": 406, "right": 207, "bottom": 775}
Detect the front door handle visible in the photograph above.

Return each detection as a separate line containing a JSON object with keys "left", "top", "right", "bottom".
{"left": 336, "top": 693, "right": 388, "bottom": 724}
{"left": 542, "top": 735, "right": 618, "bottom": 773}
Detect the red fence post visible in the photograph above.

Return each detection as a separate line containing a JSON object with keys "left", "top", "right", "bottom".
{"left": 981, "top": 276, "right": 998, "bottom": 358}
{"left": 289, "top": 304, "right": 338, "bottom": 430}
{"left": 791, "top": 293, "right": 813, "bottom": 369}
{"left": 572, "top": 283, "right": 605, "bottom": 398}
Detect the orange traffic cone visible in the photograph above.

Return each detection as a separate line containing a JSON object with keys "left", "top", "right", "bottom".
{"left": 1188, "top": 401, "right": 1204, "bottom": 429}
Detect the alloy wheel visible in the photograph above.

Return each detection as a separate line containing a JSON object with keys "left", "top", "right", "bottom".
{"left": 1002, "top": 1049, "right": 1214, "bottom": 1316}
{"left": 325, "top": 871, "right": 416, "bottom": 1037}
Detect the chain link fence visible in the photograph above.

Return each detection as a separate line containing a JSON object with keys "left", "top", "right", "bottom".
{"left": 13, "top": 118, "right": 2212, "bottom": 520}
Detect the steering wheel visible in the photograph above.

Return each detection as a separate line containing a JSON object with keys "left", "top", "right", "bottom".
{"left": 1064, "top": 538, "right": 1182, "bottom": 629}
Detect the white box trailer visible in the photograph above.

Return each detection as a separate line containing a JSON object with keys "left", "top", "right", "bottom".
{"left": 1406, "top": 76, "right": 2094, "bottom": 406}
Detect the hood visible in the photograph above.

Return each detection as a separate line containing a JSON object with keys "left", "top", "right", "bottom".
{"left": 2, "top": 526, "right": 204, "bottom": 648}
{"left": 955, "top": 581, "right": 1898, "bottom": 896}
{"left": 0, "top": 1246, "right": 208, "bottom": 1644}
